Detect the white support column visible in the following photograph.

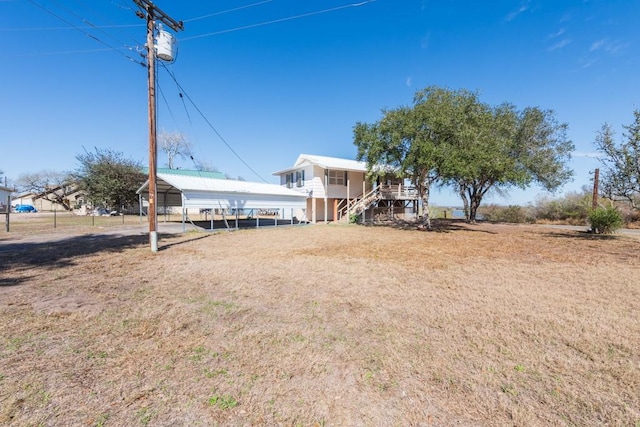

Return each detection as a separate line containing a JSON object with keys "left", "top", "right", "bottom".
{"left": 324, "top": 173, "right": 328, "bottom": 223}
{"left": 312, "top": 198, "right": 317, "bottom": 224}
{"left": 347, "top": 175, "right": 350, "bottom": 220}
{"left": 181, "top": 193, "right": 186, "bottom": 232}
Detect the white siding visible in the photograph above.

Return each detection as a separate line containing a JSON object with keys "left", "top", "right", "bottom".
{"left": 182, "top": 190, "right": 305, "bottom": 211}
{"left": 277, "top": 166, "right": 369, "bottom": 201}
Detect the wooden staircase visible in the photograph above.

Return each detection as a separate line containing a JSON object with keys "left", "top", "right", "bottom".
{"left": 337, "top": 184, "right": 419, "bottom": 222}
{"left": 338, "top": 187, "right": 382, "bottom": 222}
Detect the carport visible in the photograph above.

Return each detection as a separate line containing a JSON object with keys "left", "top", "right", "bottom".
{"left": 137, "top": 171, "right": 308, "bottom": 231}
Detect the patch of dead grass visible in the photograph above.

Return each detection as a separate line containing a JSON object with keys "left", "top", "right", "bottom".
{"left": 1, "top": 221, "right": 639, "bottom": 426}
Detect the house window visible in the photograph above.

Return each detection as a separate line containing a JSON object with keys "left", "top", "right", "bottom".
{"left": 296, "top": 170, "right": 305, "bottom": 187}
{"left": 328, "top": 170, "right": 346, "bottom": 186}
{"left": 285, "top": 173, "right": 294, "bottom": 188}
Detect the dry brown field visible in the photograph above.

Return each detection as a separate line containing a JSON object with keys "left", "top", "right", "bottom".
{"left": 1, "top": 219, "right": 639, "bottom": 426}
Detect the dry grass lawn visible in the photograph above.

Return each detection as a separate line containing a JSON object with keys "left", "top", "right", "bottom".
{"left": 1, "top": 221, "right": 639, "bottom": 426}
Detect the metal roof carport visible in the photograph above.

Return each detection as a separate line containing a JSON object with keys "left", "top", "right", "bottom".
{"left": 137, "top": 172, "right": 308, "bottom": 231}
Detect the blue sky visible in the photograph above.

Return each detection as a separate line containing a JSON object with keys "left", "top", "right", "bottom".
{"left": 1, "top": 0, "right": 638, "bottom": 206}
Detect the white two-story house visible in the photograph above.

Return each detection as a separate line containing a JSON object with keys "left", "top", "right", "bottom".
{"left": 273, "top": 154, "right": 417, "bottom": 223}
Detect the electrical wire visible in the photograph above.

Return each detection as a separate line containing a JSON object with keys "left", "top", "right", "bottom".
{"left": 182, "top": 0, "right": 376, "bottom": 41}
{"left": 159, "top": 63, "right": 269, "bottom": 183}
{"left": 0, "top": 24, "right": 143, "bottom": 31}
{"left": 183, "top": 1, "right": 268, "bottom": 24}
{"left": 49, "top": 0, "right": 142, "bottom": 58}
{"left": 183, "top": 0, "right": 272, "bottom": 23}
{"left": 156, "top": 76, "right": 221, "bottom": 189}
{"left": 108, "top": 0, "right": 133, "bottom": 11}
{"left": 12, "top": 47, "right": 113, "bottom": 57}
{"left": 156, "top": 79, "right": 179, "bottom": 128}
{"left": 25, "top": 0, "right": 145, "bottom": 66}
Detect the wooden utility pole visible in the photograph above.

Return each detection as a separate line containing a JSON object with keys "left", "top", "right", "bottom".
{"left": 592, "top": 168, "right": 600, "bottom": 210}
{"left": 133, "top": 0, "right": 183, "bottom": 252}
{"left": 5, "top": 195, "right": 9, "bottom": 232}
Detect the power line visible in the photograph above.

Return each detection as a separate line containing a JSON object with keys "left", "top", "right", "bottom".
{"left": 182, "top": 0, "right": 375, "bottom": 41}
{"left": 0, "top": 24, "right": 143, "bottom": 31}
{"left": 79, "top": 0, "right": 147, "bottom": 57}
{"left": 156, "top": 79, "right": 179, "bottom": 128}
{"left": 12, "top": 47, "right": 113, "bottom": 57}
{"left": 183, "top": 0, "right": 273, "bottom": 23}
{"left": 108, "top": 0, "right": 133, "bottom": 11}
{"left": 25, "top": 0, "right": 145, "bottom": 66}
{"left": 159, "top": 63, "right": 269, "bottom": 183}
{"left": 49, "top": 0, "right": 141, "bottom": 56}
{"left": 156, "top": 73, "right": 216, "bottom": 185}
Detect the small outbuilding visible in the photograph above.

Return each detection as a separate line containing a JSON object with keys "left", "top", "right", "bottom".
{"left": 137, "top": 169, "right": 308, "bottom": 230}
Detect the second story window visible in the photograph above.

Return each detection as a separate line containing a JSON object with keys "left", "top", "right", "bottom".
{"left": 328, "top": 170, "right": 346, "bottom": 185}
{"left": 285, "top": 173, "right": 294, "bottom": 188}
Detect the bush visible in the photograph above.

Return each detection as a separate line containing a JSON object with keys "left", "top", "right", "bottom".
{"left": 480, "top": 205, "right": 533, "bottom": 224}
{"left": 588, "top": 207, "right": 623, "bottom": 234}
{"left": 349, "top": 213, "right": 360, "bottom": 224}
{"left": 534, "top": 191, "right": 591, "bottom": 223}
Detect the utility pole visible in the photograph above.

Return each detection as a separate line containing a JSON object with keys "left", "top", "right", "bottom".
{"left": 133, "top": 0, "right": 183, "bottom": 252}
{"left": 592, "top": 168, "right": 600, "bottom": 210}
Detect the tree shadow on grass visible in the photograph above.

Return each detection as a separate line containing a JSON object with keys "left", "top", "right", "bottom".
{"left": 539, "top": 230, "right": 626, "bottom": 241}
{"left": 363, "top": 218, "right": 498, "bottom": 234}
{"left": 0, "top": 232, "right": 209, "bottom": 286}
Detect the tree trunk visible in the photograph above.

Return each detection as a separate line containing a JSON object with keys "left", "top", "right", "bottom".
{"left": 46, "top": 197, "right": 72, "bottom": 211}
{"left": 419, "top": 184, "right": 432, "bottom": 230}
{"left": 468, "top": 193, "right": 482, "bottom": 223}
{"left": 458, "top": 184, "right": 470, "bottom": 221}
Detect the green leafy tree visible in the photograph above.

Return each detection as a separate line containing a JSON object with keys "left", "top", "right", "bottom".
{"left": 354, "top": 87, "right": 484, "bottom": 228}
{"left": 16, "top": 170, "right": 75, "bottom": 211}
{"left": 594, "top": 110, "right": 640, "bottom": 210}
{"left": 446, "top": 103, "right": 574, "bottom": 222}
{"left": 74, "top": 147, "right": 146, "bottom": 211}
{"left": 354, "top": 104, "right": 442, "bottom": 229}
{"left": 355, "top": 86, "right": 574, "bottom": 225}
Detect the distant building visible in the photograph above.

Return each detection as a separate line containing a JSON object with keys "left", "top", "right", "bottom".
{"left": 11, "top": 186, "right": 87, "bottom": 212}
{"left": 0, "top": 185, "right": 12, "bottom": 212}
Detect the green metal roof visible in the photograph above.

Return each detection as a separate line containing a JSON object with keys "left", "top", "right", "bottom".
{"left": 141, "top": 168, "right": 226, "bottom": 180}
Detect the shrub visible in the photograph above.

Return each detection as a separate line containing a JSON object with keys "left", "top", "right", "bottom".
{"left": 588, "top": 207, "right": 623, "bottom": 234}
{"left": 534, "top": 191, "right": 591, "bottom": 223}
{"left": 349, "top": 213, "right": 360, "bottom": 224}
{"left": 480, "top": 205, "right": 533, "bottom": 224}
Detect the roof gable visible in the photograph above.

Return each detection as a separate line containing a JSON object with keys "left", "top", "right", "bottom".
{"left": 273, "top": 154, "right": 367, "bottom": 175}
{"left": 294, "top": 154, "right": 367, "bottom": 172}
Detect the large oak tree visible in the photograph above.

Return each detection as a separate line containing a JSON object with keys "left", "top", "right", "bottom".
{"left": 354, "top": 86, "right": 574, "bottom": 224}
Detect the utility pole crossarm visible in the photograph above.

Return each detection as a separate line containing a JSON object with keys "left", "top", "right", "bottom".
{"left": 133, "top": 0, "right": 184, "bottom": 32}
